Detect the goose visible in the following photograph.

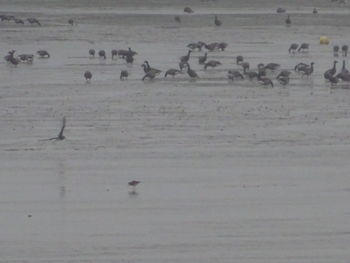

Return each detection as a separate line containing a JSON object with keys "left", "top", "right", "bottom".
{"left": 120, "top": 70, "right": 128, "bottom": 80}
{"left": 278, "top": 76, "right": 290, "bottom": 86}
{"left": 285, "top": 15, "right": 291, "bottom": 26}
{"left": 204, "top": 60, "right": 221, "bottom": 70}
{"left": 294, "top": 62, "right": 309, "bottom": 72}
{"left": 37, "top": 50, "right": 50, "bottom": 58}
{"left": 144, "top": 61, "right": 161, "bottom": 74}
{"left": 258, "top": 73, "right": 274, "bottom": 87}
{"left": 298, "top": 43, "right": 309, "bottom": 53}
{"left": 324, "top": 61, "right": 337, "bottom": 80}
{"left": 277, "top": 7, "right": 286, "bottom": 13}
{"left": 89, "top": 49, "right": 95, "bottom": 57}
{"left": 18, "top": 54, "right": 34, "bottom": 63}
{"left": 68, "top": 18, "right": 74, "bottom": 26}
{"left": 204, "top": 42, "right": 219, "bottom": 52}
{"left": 180, "top": 50, "right": 192, "bottom": 63}
{"left": 185, "top": 63, "right": 198, "bottom": 79}
{"left": 198, "top": 52, "right": 207, "bottom": 65}
{"left": 300, "top": 62, "right": 314, "bottom": 78}
{"left": 276, "top": 70, "right": 291, "bottom": 79}
{"left": 264, "top": 63, "right": 280, "bottom": 71}
{"left": 342, "top": 45, "right": 348, "bottom": 57}
{"left": 111, "top": 49, "right": 118, "bottom": 59}
{"left": 214, "top": 15, "right": 222, "bottom": 26}
{"left": 14, "top": 18, "right": 24, "bottom": 24}
{"left": 217, "top": 42, "right": 227, "bottom": 51}
{"left": 98, "top": 50, "right": 106, "bottom": 59}
{"left": 27, "top": 17, "right": 41, "bottom": 25}
{"left": 165, "top": 68, "right": 182, "bottom": 77}
{"left": 333, "top": 45, "right": 339, "bottom": 57}
{"left": 289, "top": 43, "right": 299, "bottom": 54}
{"left": 84, "top": 71, "right": 92, "bottom": 82}
{"left": 228, "top": 70, "right": 244, "bottom": 81}
{"left": 184, "top": 7, "right": 194, "bottom": 13}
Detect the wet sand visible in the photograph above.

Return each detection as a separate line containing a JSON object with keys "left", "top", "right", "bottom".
{"left": 1, "top": 1, "right": 350, "bottom": 262}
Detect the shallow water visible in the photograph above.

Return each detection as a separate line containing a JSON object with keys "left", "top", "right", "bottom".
{"left": 1, "top": 1, "right": 350, "bottom": 262}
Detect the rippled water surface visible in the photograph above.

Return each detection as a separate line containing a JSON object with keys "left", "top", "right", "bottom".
{"left": 1, "top": 0, "right": 350, "bottom": 262}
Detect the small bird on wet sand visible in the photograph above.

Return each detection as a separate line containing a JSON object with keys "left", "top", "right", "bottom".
{"left": 41, "top": 117, "right": 66, "bottom": 141}
{"left": 84, "top": 70, "right": 92, "bottom": 82}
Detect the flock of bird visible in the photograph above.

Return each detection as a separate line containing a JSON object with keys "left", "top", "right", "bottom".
{"left": 0, "top": 15, "right": 41, "bottom": 25}
{"left": 1, "top": 2, "right": 348, "bottom": 195}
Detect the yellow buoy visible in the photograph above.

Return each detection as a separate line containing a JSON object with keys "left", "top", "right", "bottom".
{"left": 320, "top": 36, "right": 330, "bottom": 45}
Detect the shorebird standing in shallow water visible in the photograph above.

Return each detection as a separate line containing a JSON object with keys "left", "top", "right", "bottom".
{"left": 128, "top": 180, "right": 140, "bottom": 195}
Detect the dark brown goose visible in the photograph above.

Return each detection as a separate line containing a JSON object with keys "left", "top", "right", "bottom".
{"left": 84, "top": 71, "right": 92, "bottom": 82}
{"left": 165, "top": 68, "right": 182, "bottom": 77}
{"left": 289, "top": 43, "right": 298, "bottom": 54}
{"left": 198, "top": 52, "right": 207, "bottom": 65}
{"left": 214, "top": 15, "right": 222, "bottom": 26}
{"left": 324, "top": 61, "right": 337, "bottom": 80}
{"left": 37, "top": 50, "right": 50, "bottom": 58}
{"left": 184, "top": 7, "right": 194, "bottom": 13}
{"left": 89, "top": 49, "right": 95, "bottom": 57}
{"left": 285, "top": 15, "right": 291, "bottom": 26}
{"left": 111, "top": 49, "right": 118, "bottom": 59}
{"left": 185, "top": 63, "right": 198, "bottom": 79}
{"left": 228, "top": 70, "right": 244, "bottom": 81}
{"left": 298, "top": 43, "right": 309, "bottom": 53}
{"left": 27, "top": 17, "right": 41, "bottom": 25}
{"left": 204, "top": 60, "right": 221, "bottom": 70}
{"left": 98, "top": 50, "right": 106, "bottom": 59}
{"left": 120, "top": 70, "right": 128, "bottom": 80}
{"left": 180, "top": 50, "right": 192, "bottom": 63}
